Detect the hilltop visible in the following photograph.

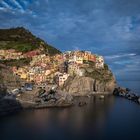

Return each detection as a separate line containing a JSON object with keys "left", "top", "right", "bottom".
{"left": 0, "top": 27, "right": 61, "bottom": 55}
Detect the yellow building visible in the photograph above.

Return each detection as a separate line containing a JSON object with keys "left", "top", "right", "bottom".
{"left": 68, "top": 63, "right": 79, "bottom": 76}
{"left": 45, "top": 70, "right": 51, "bottom": 76}
{"left": 0, "top": 50, "right": 5, "bottom": 56}
{"left": 28, "top": 74, "right": 35, "bottom": 82}
{"left": 76, "top": 57, "right": 83, "bottom": 64}
{"left": 20, "top": 73, "right": 27, "bottom": 79}
{"left": 83, "top": 54, "right": 89, "bottom": 61}
{"left": 95, "top": 56, "right": 104, "bottom": 69}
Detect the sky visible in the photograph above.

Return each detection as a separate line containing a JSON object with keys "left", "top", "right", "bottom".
{"left": 0, "top": 0, "right": 140, "bottom": 81}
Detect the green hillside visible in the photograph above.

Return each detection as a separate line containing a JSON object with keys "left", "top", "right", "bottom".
{"left": 0, "top": 27, "right": 61, "bottom": 55}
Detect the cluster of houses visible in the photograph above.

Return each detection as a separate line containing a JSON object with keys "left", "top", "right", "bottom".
{"left": 0, "top": 49, "right": 23, "bottom": 60}
{"left": 63, "top": 50, "right": 104, "bottom": 68}
{"left": 0, "top": 49, "right": 41, "bottom": 60}
{"left": 0, "top": 49, "right": 104, "bottom": 87}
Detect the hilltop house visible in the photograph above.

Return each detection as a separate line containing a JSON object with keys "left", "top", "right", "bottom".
{"left": 45, "top": 70, "right": 51, "bottom": 76}
{"left": 0, "top": 49, "right": 24, "bottom": 60}
{"left": 95, "top": 56, "right": 104, "bottom": 68}
{"left": 10, "top": 50, "right": 105, "bottom": 85}
{"left": 89, "top": 54, "right": 96, "bottom": 62}
{"left": 68, "top": 62, "right": 79, "bottom": 76}
{"left": 0, "top": 50, "right": 5, "bottom": 56}
{"left": 24, "top": 50, "right": 40, "bottom": 58}
{"left": 68, "top": 55, "right": 83, "bottom": 64}
{"left": 75, "top": 56, "right": 83, "bottom": 64}
{"left": 33, "top": 74, "right": 47, "bottom": 84}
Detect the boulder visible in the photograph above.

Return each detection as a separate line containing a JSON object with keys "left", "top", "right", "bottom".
{"left": 0, "top": 99, "right": 22, "bottom": 116}
{"left": 137, "top": 97, "right": 140, "bottom": 104}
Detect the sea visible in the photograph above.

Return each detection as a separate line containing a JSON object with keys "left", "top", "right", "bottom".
{"left": 0, "top": 80, "right": 140, "bottom": 140}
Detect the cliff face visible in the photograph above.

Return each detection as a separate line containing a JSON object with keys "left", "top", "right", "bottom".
{"left": 0, "top": 64, "right": 22, "bottom": 90}
{"left": 62, "top": 76, "right": 116, "bottom": 95}
{"left": 62, "top": 65, "right": 117, "bottom": 95}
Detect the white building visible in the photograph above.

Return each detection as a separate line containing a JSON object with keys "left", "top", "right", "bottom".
{"left": 57, "top": 73, "right": 69, "bottom": 86}
{"left": 95, "top": 56, "right": 104, "bottom": 68}
{"left": 68, "top": 55, "right": 83, "bottom": 64}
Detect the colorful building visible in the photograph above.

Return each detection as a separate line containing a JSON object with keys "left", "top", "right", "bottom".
{"left": 95, "top": 56, "right": 104, "bottom": 68}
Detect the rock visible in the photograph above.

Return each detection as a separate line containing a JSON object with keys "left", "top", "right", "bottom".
{"left": 55, "top": 90, "right": 73, "bottom": 103}
{"left": 104, "top": 78, "right": 117, "bottom": 93}
{"left": 19, "top": 89, "right": 74, "bottom": 109}
{"left": 62, "top": 76, "right": 116, "bottom": 96}
{"left": 34, "top": 90, "right": 74, "bottom": 108}
{"left": 0, "top": 99, "right": 22, "bottom": 117}
{"left": 99, "top": 95, "right": 105, "bottom": 99}
{"left": 137, "top": 97, "right": 140, "bottom": 104}
{"left": 63, "top": 77, "right": 94, "bottom": 95}
{"left": 0, "top": 88, "right": 7, "bottom": 99}
{"left": 78, "top": 101, "right": 87, "bottom": 107}
{"left": 86, "top": 67, "right": 94, "bottom": 73}
{"left": 113, "top": 87, "right": 140, "bottom": 105}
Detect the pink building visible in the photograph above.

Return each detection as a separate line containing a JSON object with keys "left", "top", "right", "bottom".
{"left": 12, "top": 66, "right": 18, "bottom": 73}
{"left": 89, "top": 55, "right": 96, "bottom": 62}
{"left": 24, "top": 50, "right": 40, "bottom": 58}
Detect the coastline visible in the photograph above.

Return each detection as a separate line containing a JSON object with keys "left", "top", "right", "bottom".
{"left": 0, "top": 92, "right": 112, "bottom": 117}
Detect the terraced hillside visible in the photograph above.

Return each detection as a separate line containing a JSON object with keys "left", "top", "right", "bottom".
{"left": 0, "top": 27, "right": 61, "bottom": 55}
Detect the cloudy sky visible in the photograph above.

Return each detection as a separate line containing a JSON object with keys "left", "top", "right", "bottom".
{"left": 0, "top": 0, "right": 140, "bottom": 81}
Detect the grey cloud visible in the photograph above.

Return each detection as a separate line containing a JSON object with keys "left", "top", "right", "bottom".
{"left": 105, "top": 53, "right": 136, "bottom": 60}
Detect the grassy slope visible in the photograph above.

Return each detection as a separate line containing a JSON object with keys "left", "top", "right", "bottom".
{"left": 83, "top": 62, "right": 114, "bottom": 82}
{"left": 0, "top": 27, "right": 61, "bottom": 55}
{"left": 0, "top": 58, "right": 31, "bottom": 67}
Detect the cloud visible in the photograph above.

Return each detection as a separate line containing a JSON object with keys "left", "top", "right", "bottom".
{"left": 22, "top": 0, "right": 28, "bottom": 5}
{"left": 0, "top": 6, "right": 5, "bottom": 10}
{"left": 11, "top": 0, "right": 25, "bottom": 13}
{"left": 0, "top": 0, "right": 25, "bottom": 13}
{"left": 105, "top": 53, "right": 140, "bottom": 80}
{"left": 1, "top": 0, "right": 12, "bottom": 9}
{"left": 105, "top": 53, "right": 136, "bottom": 60}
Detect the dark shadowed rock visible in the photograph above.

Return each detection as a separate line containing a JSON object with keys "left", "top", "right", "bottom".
{"left": 0, "top": 98, "right": 22, "bottom": 117}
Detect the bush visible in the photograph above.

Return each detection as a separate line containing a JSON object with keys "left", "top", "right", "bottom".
{"left": 104, "top": 64, "right": 109, "bottom": 70}
{"left": 0, "top": 58, "right": 31, "bottom": 67}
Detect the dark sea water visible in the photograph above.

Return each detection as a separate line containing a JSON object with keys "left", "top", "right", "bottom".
{"left": 0, "top": 81, "right": 140, "bottom": 140}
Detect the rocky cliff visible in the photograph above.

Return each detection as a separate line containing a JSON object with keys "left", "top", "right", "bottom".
{"left": 62, "top": 64, "right": 117, "bottom": 95}
{"left": 0, "top": 64, "right": 23, "bottom": 90}
{"left": 0, "top": 98, "right": 22, "bottom": 117}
